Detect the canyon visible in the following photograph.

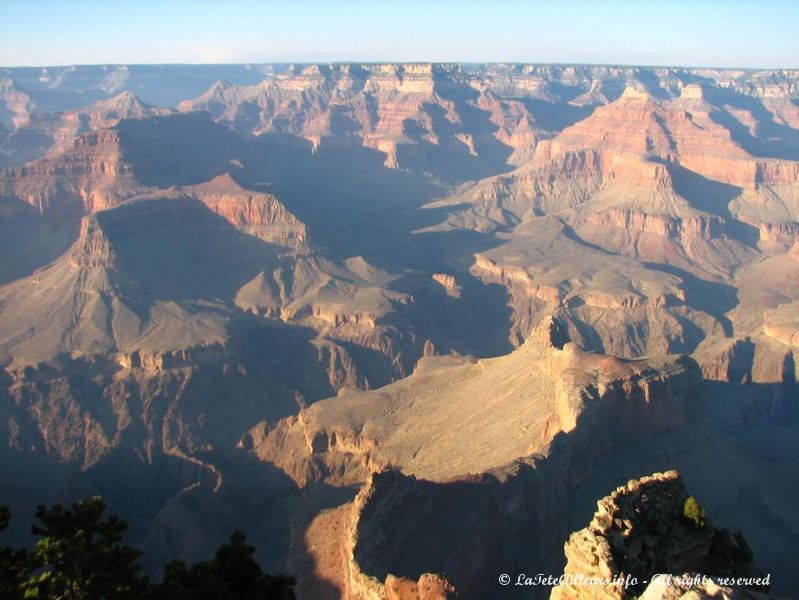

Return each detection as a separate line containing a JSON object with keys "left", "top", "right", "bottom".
{"left": 1, "top": 63, "right": 798, "bottom": 598}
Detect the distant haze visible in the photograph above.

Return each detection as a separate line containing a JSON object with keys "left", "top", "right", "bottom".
{"left": 1, "top": 0, "right": 797, "bottom": 69}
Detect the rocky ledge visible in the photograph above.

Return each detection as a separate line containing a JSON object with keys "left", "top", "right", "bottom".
{"left": 551, "top": 471, "right": 769, "bottom": 600}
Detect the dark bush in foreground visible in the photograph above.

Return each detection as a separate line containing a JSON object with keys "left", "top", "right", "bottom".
{"left": 0, "top": 499, "right": 295, "bottom": 600}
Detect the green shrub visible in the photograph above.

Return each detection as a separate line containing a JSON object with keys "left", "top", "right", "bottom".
{"left": 683, "top": 496, "right": 706, "bottom": 528}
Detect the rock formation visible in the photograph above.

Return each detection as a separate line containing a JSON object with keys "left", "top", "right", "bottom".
{"left": 551, "top": 471, "right": 767, "bottom": 599}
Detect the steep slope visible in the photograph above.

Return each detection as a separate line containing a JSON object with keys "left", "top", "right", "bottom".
{"left": 0, "top": 110, "right": 244, "bottom": 215}
{"left": 0, "top": 193, "right": 424, "bottom": 380}
{"left": 694, "top": 243, "right": 799, "bottom": 401}
{"left": 0, "top": 91, "right": 175, "bottom": 169}
{"left": 0, "top": 77, "right": 32, "bottom": 130}
{"left": 0, "top": 190, "right": 439, "bottom": 571}
{"left": 162, "top": 173, "right": 309, "bottom": 250}
{"left": 414, "top": 81, "right": 799, "bottom": 368}
{"left": 0, "top": 111, "right": 250, "bottom": 283}
{"left": 0, "top": 196, "right": 278, "bottom": 366}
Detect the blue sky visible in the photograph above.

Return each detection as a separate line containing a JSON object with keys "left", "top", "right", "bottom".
{"left": 1, "top": 0, "right": 797, "bottom": 68}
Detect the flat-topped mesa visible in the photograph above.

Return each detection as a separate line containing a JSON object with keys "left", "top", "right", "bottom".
{"left": 584, "top": 207, "right": 726, "bottom": 242}
{"left": 620, "top": 84, "right": 655, "bottom": 101}
{"left": 530, "top": 146, "right": 675, "bottom": 190}
{"left": 288, "top": 61, "right": 462, "bottom": 79}
{"left": 551, "top": 471, "right": 768, "bottom": 600}
{"left": 262, "top": 62, "right": 466, "bottom": 97}
{"left": 668, "top": 83, "right": 718, "bottom": 117}
{"left": 679, "top": 83, "right": 707, "bottom": 100}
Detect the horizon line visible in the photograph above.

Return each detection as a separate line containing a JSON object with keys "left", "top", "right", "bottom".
{"left": 2, "top": 61, "right": 798, "bottom": 72}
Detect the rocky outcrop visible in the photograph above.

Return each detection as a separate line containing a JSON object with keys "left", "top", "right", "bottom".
{"left": 472, "top": 255, "right": 685, "bottom": 310}
{"left": 430, "top": 273, "right": 461, "bottom": 297}
{"left": 551, "top": 471, "right": 768, "bottom": 600}
{"left": 0, "top": 128, "right": 139, "bottom": 214}
{"left": 583, "top": 208, "right": 726, "bottom": 242}
{"left": 758, "top": 221, "right": 799, "bottom": 249}
{"left": 0, "top": 194, "right": 425, "bottom": 394}
{"left": 0, "top": 114, "right": 231, "bottom": 287}
{"left": 180, "top": 173, "right": 309, "bottom": 249}
{"left": 333, "top": 352, "right": 704, "bottom": 598}
{"left": 0, "top": 77, "right": 33, "bottom": 129}
{"left": 115, "top": 343, "right": 227, "bottom": 370}
{"left": 4, "top": 64, "right": 797, "bottom": 118}
{"left": 697, "top": 338, "right": 756, "bottom": 384}
{"left": 344, "top": 472, "right": 457, "bottom": 600}
{"left": 468, "top": 217, "right": 725, "bottom": 357}
{"left": 764, "top": 321, "right": 799, "bottom": 348}
{"left": 0, "top": 111, "right": 244, "bottom": 220}
{"left": 536, "top": 86, "right": 748, "bottom": 161}
{"left": 754, "top": 160, "right": 799, "bottom": 186}
{"left": 69, "top": 214, "right": 117, "bottom": 268}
